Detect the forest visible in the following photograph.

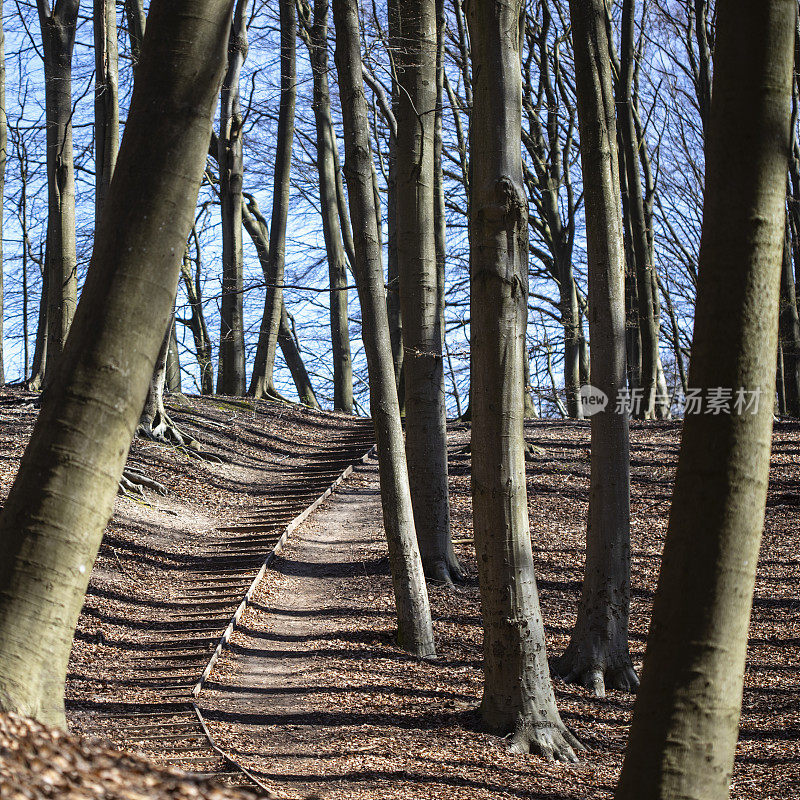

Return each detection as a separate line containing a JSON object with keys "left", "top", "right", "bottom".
{"left": 0, "top": 0, "right": 797, "bottom": 799}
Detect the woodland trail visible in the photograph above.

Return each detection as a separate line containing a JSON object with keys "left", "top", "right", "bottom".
{"left": 198, "top": 455, "right": 387, "bottom": 799}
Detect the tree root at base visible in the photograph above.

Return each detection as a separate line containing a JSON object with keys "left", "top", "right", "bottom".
{"left": 551, "top": 647, "right": 640, "bottom": 698}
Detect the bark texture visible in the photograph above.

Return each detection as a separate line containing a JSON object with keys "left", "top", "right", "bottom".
{"left": 0, "top": 0, "right": 230, "bottom": 727}
{"left": 94, "top": 0, "right": 119, "bottom": 217}
{"left": 392, "top": 0, "right": 457, "bottom": 583}
{"left": 217, "top": 0, "right": 249, "bottom": 396}
{"left": 616, "top": 3, "right": 794, "bottom": 797}
{"left": 333, "top": 0, "right": 435, "bottom": 658}
{"left": 299, "top": 0, "right": 353, "bottom": 413}
{"left": 38, "top": 0, "right": 80, "bottom": 380}
{"left": 249, "top": 0, "right": 296, "bottom": 400}
{"left": 467, "top": 0, "right": 580, "bottom": 761}
{"left": 555, "top": 0, "right": 636, "bottom": 698}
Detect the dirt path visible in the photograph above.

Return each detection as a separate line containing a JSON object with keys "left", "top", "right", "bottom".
{"left": 199, "top": 456, "right": 389, "bottom": 798}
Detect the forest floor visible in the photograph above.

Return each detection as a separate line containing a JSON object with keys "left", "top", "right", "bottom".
{"left": 0, "top": 388, "right": 797, "bottom": 799}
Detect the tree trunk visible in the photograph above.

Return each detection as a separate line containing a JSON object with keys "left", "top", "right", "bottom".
{"left": 166, "top": 319, "right": 181, "bottom": 393}
{"left": 179, "top": 245, "right": 214, "bottom": 394}
{"left": 217, "top": 0, "right": 249, "bottom": 396}
{"left": 467, "top": 0, "right": 580, "bottom": 761}
{"left": 242, "top": 195, "right": 320, "bottom": 408}
{"left": 555, "top": 0, "right": 636, "bottom": 698}
{"left": 249, "top": 0, "right": 296, "bottom": 400}
{"left": 38, "top": 0, "right": 80, "bottom": 382}
{"left": 278, "top": 304, "right": 321, "bottom": 410}
{"left": 779, "top": 216, "right": 800, "bottom": 415}
{"left": 300, "top": 0, "right": 353, "bottom": 413}
{"left": 617, "top": 0, "right": 658, "bottom": 418}
{"left": 560, "top": 273, "right": 583, "bottom": 418}
{"left": 0, "top": 0, "right": 230, "bottom": 727}
{"left": 616, "top": 3, "right": 794, "bottom": 797}
{"left": 124, "top": 0, "right": 145, "bottom": 65}
{"left": 392, "top": 0, "right": 457, "bottom": 583}
{"left": 94, "top": 0, "right": 119, "bottom": 218}
{"left": 0, "top": 0, "right": 5, "bottom": 384}
{"left": 332, "top": 0, "right": 435, "bottom": 658}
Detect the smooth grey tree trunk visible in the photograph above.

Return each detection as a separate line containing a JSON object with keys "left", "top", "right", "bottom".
{"left": 467, "top": 0, "right": 580, "bottom": 761}
{"left": 249, "top": 0, "right": 295, "bottom": 400}
{"left": 332, "top": 0, "right": 435, "bottom": 658}
{"left": 779, "top": 217, "right": 800, "bottom": 415}
{"left": 94, "top": 0, "right": 119, "bottom": 218}
{"left": 616, "top": 3, "right": 794, "bottom": 797}
{"left": 555, "top": 0, "right": 636, "bottom": 698}
{"left": 242, "top": 195, "right": 320, "bottom": 409}
{"left": 217, "top": 0, "right": 249, "bottom": 396}
{"left": 617, "top": 0, "right": 658, "bottom": 418}
{"left": 298, "top": 0, "right": 353, "bottom": 413}
{"left": 0, "top": 0, "right": 230, "bottom": 727}
{"left": 38, "top": 0, "right": 79, "bottom": 382}
{"left": 392, "top": 0, "right": 457, "bottom": 583}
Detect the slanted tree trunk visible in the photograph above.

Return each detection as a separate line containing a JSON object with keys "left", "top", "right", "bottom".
{"left": 298, "top": 0, "right": 353, "bottom": 413}
{"left": 242, "top": 194, "right": 320, "bottom": 408}
{"left": 467, "top": 0, "right": 580, "bottom": 761}
{"left": 217, "top": 0, "right": 249, "bottom": 396}
{"left": 332, "top": 0, "right": 435, "bottom": 658}
{"left": 38, "top": 0, "right": 80, "bottom": 381}
{"left": 94, "top": 0, "right": 119, "bottom": 218}
{"left": 779, "top": 216, "right": 800, "bottom": 415}
{"left": 249, "top": 0, "right": 295, "bottom": 400}
{"left": 278, "top": 304, "right": 320, "bottom": 409}
{"left": 616, "top": 3, "right": 794, "bottom": 797}
{"left": 0, "top": 0, "right": 230, "bottom": 727}
{"left": 555, "top": 0, "right": 636, "bottom": 698}
{"left": 392, "top": 0, "right": 457, "bottom": 583}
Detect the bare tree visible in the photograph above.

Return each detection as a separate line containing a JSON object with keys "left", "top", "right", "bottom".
{"left": 37, "top": 0, "right": 80, "bottom": 381}
{"left": 333, "top": 0, "right": 435, "bottom": 658}
{"left": 467, "top": 0, "right": 581, "bottom": 760}
{"left": 617, "top": 1, "right": 794, "bottom": 795}
{"left": 0, "top": 0, "right": 231, "bottom": 726}
{"left": 554, "top": 0, "right": 637, "bottom": 698}
{"left": 217, "top": 0, "right": 249, "bottom": 395}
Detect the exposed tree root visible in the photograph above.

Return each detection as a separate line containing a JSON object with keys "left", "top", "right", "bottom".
{"left": 118, "top": 466, "right": 168, "bottom": 499}
{"left": 458, "top": 440, "right": 545, "bottom": 460}
{"left": 426, "top": 555, "right": 465, "bottom": 586}
{"left": 551, "top": 642, "right": 640, "bottom": 698}
{"left": 137, "top": 409, "right": 223, "bottom": 463}
{"left": 504, "top": 714, "right": 584, "bottom": 762}
{"left": 524, "top": 441, "right": 546, "bottom": 460}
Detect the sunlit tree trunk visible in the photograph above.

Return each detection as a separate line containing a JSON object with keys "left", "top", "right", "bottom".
{"left": 217, "top": 0, "right": 248, "bottom": 396}
{"left": 38, "top": 0, "right": 80, "bottom": 381}
{"left": 242, "top": 194, "right": 320, "bottom": 409}
{"left": 94, "top": 0, "right": 119, "bottom": 218}
{"left": 616, "top": 4, "right": 794, "bottom": 797}
{"left": 0, "top": 0, "right": 230, "bottom": 726}
{"left": 779, "top": 217, "right": 800, "bottom": 415}
{"left": 555, "top": 0, "right": 636, "bottom": 698}
{"left": 298, "top": 0, "right": 353, "bottom": 413}
{"left": 467, "top": 0, "right": 580, "bottom": 761}
{"left": 250, "top": 0, "right": 296, "bottom": 400}
{"left": 392, "top": 0, "right": 457, "bottom": 583}
{"left": 333, "top": 0, "right": 435, "bottom": 658}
